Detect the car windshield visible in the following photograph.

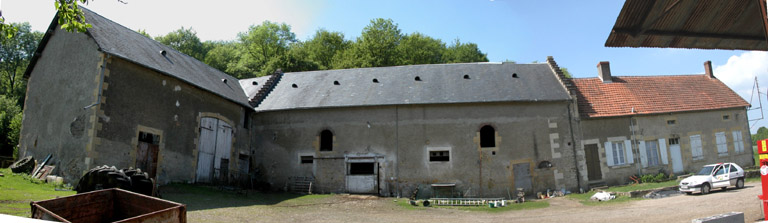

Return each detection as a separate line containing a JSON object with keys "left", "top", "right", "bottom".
{"left": 697, "top": 166, "right": 716, "bottom": 175}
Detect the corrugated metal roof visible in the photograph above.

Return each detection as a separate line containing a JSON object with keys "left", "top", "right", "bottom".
{"left": 25, "top": 8, "right": 251, "bottom": 108}
{"left": 241, "top": 63, "right": 571, "bottom": 112}
{"left": 605, "top": 0, "right": 768, "bottom": 51}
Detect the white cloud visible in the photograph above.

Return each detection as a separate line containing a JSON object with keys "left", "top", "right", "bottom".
{"left": 714, "top": 51, "right": 768, "bottom": 132}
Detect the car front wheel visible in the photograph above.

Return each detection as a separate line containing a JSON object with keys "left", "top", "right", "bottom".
{"left": 736, "top": 178, "right": 744, "bottom": 189}
{"left": 701, "top": 184, "right": 711, "bottom": 195}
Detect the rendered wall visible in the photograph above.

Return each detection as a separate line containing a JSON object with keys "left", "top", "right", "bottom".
{"left": 251, "top": 101, "right": 582, "bottom": 197}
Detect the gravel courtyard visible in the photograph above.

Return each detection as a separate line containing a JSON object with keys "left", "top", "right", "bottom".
{"left": 162, "top": 182, "right": 764, "bottom": 223}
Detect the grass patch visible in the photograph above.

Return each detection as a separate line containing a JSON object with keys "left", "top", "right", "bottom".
{"left": 394, "top": 199, "right": 548, "bottom": 213}
{"left": 0, "top": 168, "right": 75, "bottom": 217}
{"left": 160, "top": 183, "right": 332, "bottom": 211}
{"left": 747, "top": 176, "right": 761, "bottom": 183}
{"left": 566, "top": 191, "right": 639, "bottom": 206}
{"left": 601, "top": 180, "right": 679, "bottom": 193}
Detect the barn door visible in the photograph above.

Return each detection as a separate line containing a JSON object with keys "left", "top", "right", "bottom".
{"left": 196, "top": 117, "right": 232, "bottom": 183}
{"left": 196, "top": 117, "right": 217, "bottom": 183}
{"left": 513, "top": 163, "right": 532, "bottom": 193}
{"left": 214, "top": 121, "right": 232, "bottom": 182}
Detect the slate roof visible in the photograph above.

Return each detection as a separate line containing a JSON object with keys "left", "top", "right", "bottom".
{"left": 241, "top": 62, "right": 572, "bottom": 112}
{"left": 25, "top": 8, "right": 251, "bottom": 108}
{"left": 571, "top": 75, "right": 750, "bottom": 118}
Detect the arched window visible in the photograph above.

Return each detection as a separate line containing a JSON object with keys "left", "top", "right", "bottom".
{"left": 480, "top": 125, "right": 495, "bottom": 148}
{"left": 320, "top": 129, "right": 333, "bottom": 151}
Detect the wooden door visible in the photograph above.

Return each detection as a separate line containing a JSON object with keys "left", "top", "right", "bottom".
{"left": 196, "top": 117, "right": 217, "bottom": 183}
{"left": 584, "top": 144, "right": 602, "bottom": 181}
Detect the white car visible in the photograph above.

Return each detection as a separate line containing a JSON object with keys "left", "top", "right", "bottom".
{"left": 679, "top": 163, "right": 745, "bottom": 195}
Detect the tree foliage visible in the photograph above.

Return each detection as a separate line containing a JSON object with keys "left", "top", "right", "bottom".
{"left": 0, "top": 22, "right": 40, "bottom": 158}
{"left": 149, "top": 17, "right": 490, "bottom": 78}
{"left": 155, "top": 27, "right": 207, "bottom": 61}
{"left": 753, "top": 127, "right": 768, "bottom": 145}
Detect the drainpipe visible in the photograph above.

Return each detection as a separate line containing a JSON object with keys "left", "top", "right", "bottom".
{"left": 395, "top": 105, "right": 400, "bottom": 198}
{"left": 84, "top": 54, "right": 109, "bottom": 109}
{"left": 630, "top": 109, "right": 642, "bottom": 176}
{"left": 567, "top": 103, "right": 582, "bottom": 189}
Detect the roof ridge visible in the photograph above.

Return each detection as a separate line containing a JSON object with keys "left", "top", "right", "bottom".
{"left": 572, "top": 74, "right": 707, "bottom": 79}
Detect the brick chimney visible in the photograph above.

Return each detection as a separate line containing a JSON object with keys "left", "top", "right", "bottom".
{"left": 704, "top": 60, "right": 715, "bottom": 79}
{"left": 597, "top": 61, "right": 612, "bottom": 83}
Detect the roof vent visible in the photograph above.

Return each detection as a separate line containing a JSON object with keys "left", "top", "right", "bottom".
{"left": 372, "top": 78, "right": 379, "bottom": 83}
{"left": 292, "top": 84, "right": 298, "bottom": 88}
{"left": 252, "top": 81, "right": 258, "bottom": 85}
{"left": 160, "top": 50, "right": 167, "bottom": 56}
{"left": 463, "top": 74, "right": 470, "bottom": 79}
{"left": 221, "top": 78, "right": 227, "bottom": 83}
{"left": 415, "top": 76, "right": 422, "bottom": 81}
{"left": 512, "top": 73, "right": 518, "bottom": 78}
{"left": 333, "top": 81, "right": 340, "bottom": 85}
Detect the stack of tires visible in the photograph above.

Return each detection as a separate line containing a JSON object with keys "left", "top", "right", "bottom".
{"left": 9, "top": 156, "right": 35, "bottom": 174}
{"left": 75, "top": 165, "right": 155, "bottom": 196}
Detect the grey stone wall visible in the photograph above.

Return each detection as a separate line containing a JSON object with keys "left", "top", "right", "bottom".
{"left": 19, "top": 26, "right": 102, "bottom": 182}
{"left": 580, "top": 107, "right": 753, "bottom": 186}
{"left": 251, "top": 101, "right": 581, "bottom": 197}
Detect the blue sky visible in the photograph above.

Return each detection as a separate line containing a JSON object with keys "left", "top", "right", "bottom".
{"left": 3, "top": 0, "right": 768, "bottom": 130}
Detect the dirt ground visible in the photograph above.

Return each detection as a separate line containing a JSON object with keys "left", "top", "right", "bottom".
{"left": 181, "top": 182, "right": 765, "bottom": 223}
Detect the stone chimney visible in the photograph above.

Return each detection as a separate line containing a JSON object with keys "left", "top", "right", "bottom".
{"left": 704, "top": 60, "right": 715, "bottom": 79}
{"left": 597, "top": 61, "right": 612, "bottom": 83}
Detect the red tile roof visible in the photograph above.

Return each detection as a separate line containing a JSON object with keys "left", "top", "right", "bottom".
{"left": 571, "top": 75, "right": 749, "bottom": 118}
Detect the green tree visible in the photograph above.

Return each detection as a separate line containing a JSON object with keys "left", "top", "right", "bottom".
{"left": 357, "top": 18, "right": 403, "bottom": 67}
{"left": 136, "top": 29, "right": 151, "bottom": 38}
{"left": 155, "top": 27, "right": 207, "bottom": 61}
{"left": 239, "top": 21, "right": 297, "bottom": 76}
{"left": 0, "top": 23, "right": 43, "bottom": 103}
{"left": 560, "top": 68, "right": 572, "bottom": 78}
{"left": 754, "top": 127, "right": 768, "bottom": 145}
{"left": 0, "top": 95, "right": 22, "bottom": 158}
{"left": 302, "top": 29, "right": 350, "bottom": 70}
{"left": 443, "top": 39, "right": 488, "bottom": 63}
{"left": 397, "top": 32, "right": 445, "bottom": 65}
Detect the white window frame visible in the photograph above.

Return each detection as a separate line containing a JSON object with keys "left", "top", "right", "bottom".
{"left": 645, "top": 140, "right": 660, "bottom": 167}
{"left": 611, "top": 141, "right": 626, "bottom": 165}
{"left": 733, "top": 131, "right": 744, "bottom": 153}
{"left": 715, "top": 132, "right": 727, "bottom": 156}
{"left": 690, "top": 135, "right": 703, "bottom": 160}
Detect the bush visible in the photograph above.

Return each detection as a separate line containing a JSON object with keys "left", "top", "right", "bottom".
{"left": 639, "top": 173, "right": 668, "bottom": 183}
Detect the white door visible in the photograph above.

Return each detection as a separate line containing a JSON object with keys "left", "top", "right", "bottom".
{"left": 196, "top": 117, "right": 217, "bottom": 183}
{"left": 196, "top": 117, "right": 233, "bottom": 183}
{"left": 712, "top": 165, "right": 730, "bottom": 188}
{"left": 670, "top": 144, "right": 684, "bottom": 174}
{"left": 214, "top": 121, "right": 232, "bottom": 180}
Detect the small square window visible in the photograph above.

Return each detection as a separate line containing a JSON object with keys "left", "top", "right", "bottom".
{"left": 669, "top": 138, "right": 680, "bottom": 145}
{"left": 722, "top": 115, "right": 730, "bottom": 120}
{"left": 300, "top": 156, "right": 313, "bottom": 164}
{"left": 666, "top": 120, "right": 676, "bottom": 125}
{"left": 429, "top": 151, "right": 450, "bottom": 162}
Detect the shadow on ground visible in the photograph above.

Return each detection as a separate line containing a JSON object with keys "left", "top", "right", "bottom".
{"left": 159, "top": 184, "right": 325, "bottom": 211}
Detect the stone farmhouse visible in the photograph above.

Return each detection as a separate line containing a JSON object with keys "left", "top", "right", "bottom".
{"left": 16, "top": 8, "right": 753, "bottom": 197}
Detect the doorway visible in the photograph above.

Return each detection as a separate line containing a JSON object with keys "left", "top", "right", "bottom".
{"left": 346, "top": 156, "right": 379, "bottom": 194}
{"left": 584, "top": 144, "right": 603, "bottom": 181}
{"left": 135, "top": 131, "right": 159, "bottom": 179}
{"left": 669, "top": 138, "right": 684, "bottom": 174}
{"left": 196, "top": 117, "right": 233, "bottom": 183}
